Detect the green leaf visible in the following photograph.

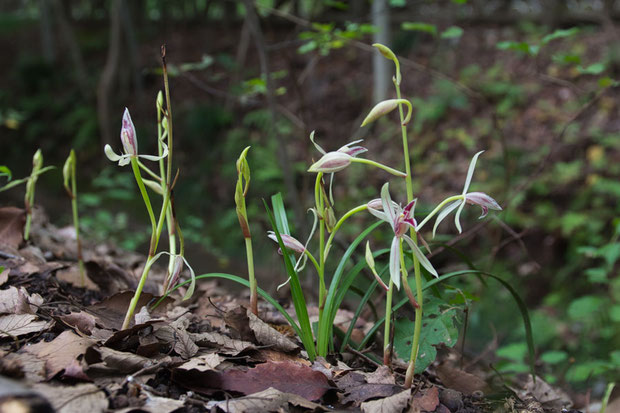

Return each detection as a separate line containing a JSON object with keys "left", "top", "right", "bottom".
{"left": 585, "top": 267, "right": 608, "bottom": 283}
{"left": 0, "top": 166, "right": 11, "bottom": 181}
{"left": 497, "top": 342, "right": 528, "bottom": 362}
{"left": 566, "top": 360, "right": 608, "bottom": 382}
{"left": 567, "top": 295, "right": 605, "bottom": 320}
{"left": 401, "top": 22, "right": 437, "bottom": 36}
{"left": 264, "top": 200, "right": 316, "bottom": 360}
{"left": 578, "top": 62, "right": 606, "bottom": 75}
{"left": 451, "top": 0, "right": 467, "bottom": 3}
{"left": 360, "top": 270, "right": 537, "bottom": 381}
{"left": 393, "top": 297, "right": 459, "bottom": 373}
{"left": 609, "top": 304, "right": 620, "bottom": 322}
{"left": 496, "top": 41, "right": 539, "bottom": 56}
{"left": 541, "top": 27, "right": 580, "bottom": 45}
{"left": 600, "top": 242, "right": 620, "bottom": 267}
{"left": 541, "top": 350, "right": 568, "bottom": 365}
{"left": 441, "top": 26, "right": 463, "bottom": 39}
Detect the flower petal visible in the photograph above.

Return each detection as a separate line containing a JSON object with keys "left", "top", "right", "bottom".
{"left": 431, "top": 199, "right": 463, "bottom": 237}
{"left": 402, "top": 235, "right": 438, "bottom": 277}
{"left": 104, "top": 144, "right": 123, "bottom": 162}
{"left": 462, "top": 150, "right": 484, "bottom": 195}
{"left": 308, "top": 152, "right": 352, "bottom": 173}
{"left": 380, "top": 183, "right": 397, "bottom": 231}
{"left": 121, "top": 108, "right": 138, "bottom": 156}
{"left": 390, "top": 236, "right": 401, "bottom": 290}
{"left": 309, "top": 130, "right": 326, "bottom": 155}
{"left": 137, "top": 141, "right": 169, "bottom": 162}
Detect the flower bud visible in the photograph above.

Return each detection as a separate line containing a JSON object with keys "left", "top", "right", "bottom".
{"left": 308, "top": 152, "right": 352, "bottom": 173}
{"left": 361, "top": 99, "right": 412, "bottom": 127}
{"left": 62, "top": 150, "right": 75, "bottom": 194}
{"left": 32, "top": 149, "right": 43, "bottom": 172}
{"left": 465, "top": 192, "right": 502, "bottom": 218}
{"left": 121, "top": 108, "right": 138, "bottom": 156}
{"left": 156, "top": 91, "right": 164, "bottom": 113}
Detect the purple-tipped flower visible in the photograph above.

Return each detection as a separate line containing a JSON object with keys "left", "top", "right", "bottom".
{"left": 367, "top": 183, "right": 438, "bottom": 289}
{"left": 267, "top": 231, "right": 306, "bottom": 254}
{"left": 308, "top": 133, "right": 368, "bottom": 173}
{"left": 104, "top": 108, "right": 168, "bottom": 166}
{"left": 465, "top": 192, "right": 502, "bottom": 218}
{"left": 120, "top": 108, "right": 138, "bottom": 156}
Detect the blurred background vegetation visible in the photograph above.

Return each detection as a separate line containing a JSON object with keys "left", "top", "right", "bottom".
{"left": 0, "top": 0, "right": 618, "bottom": 401}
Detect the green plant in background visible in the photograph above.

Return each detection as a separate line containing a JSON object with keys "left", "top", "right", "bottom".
{"left": 24, "top": 149, "right": 44, "bottom": 241}
{"left": 63, "top": 149, "right": 85, "bottom": 285}
{"left": 234, "top": 146, "right": 258, "bottom": 315}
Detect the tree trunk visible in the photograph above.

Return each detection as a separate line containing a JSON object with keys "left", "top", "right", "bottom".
{"left": 97, "top": 0, "right": 122, "bottom": 148}
{"left": 38, "top": 0, "right": 55, "bottom": 64}
{"left": 372, "top": 0, "right": 390, "bottom": 103}
{"left": 51, "top": 0, "right": 88, "bottom": 94}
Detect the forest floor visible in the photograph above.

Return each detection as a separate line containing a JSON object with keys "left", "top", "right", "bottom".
{"left": 0, "top": 207, "right": 581, "bottom": 413}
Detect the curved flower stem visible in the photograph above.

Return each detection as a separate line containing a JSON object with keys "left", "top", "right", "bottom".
{"left": 245, "top": 237, "right": 257, "bottom": 314}
{"left": 395, "top": 77, "right": 423, "bottom": 388}
{"left": 416, "top": 195, "right": 464, "bottom": 230}
{"left": 130, "top": 157, "right": 156, "bottom": 238}
{"left": 317, "top": 173, "right": 326, "bottom": 322}
{"left": 69, "top": 160, "right": 85, "bottom": 285}
{"left": 122, "top": 254, "right": 156, "bottom": 329}
{"left": 304, "top": 249, "right": 321, "bottom": 275}
{"left": 351, "top": 157, "right": 407, "bottom": 178}
{"left": 323, "top": 204, "right": 368, "bottom": 260}
{"left": 137, "top": 160, "right": 163, "bottom": 181}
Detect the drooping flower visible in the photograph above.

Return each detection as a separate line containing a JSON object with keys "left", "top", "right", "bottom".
{"left": 367, "top": 183, "right": 438, "bottom": 289}
{"left": 104, "top": 108, "right": 168, "bottom": 166}
{"left": 430, "top": 151, "right": 502, "bottom": 236}
{"left": 267, "top": 231, "right": 306, "bottom": 254}
{"left": 307, "top": 131, "right": 368, "bottom": 173}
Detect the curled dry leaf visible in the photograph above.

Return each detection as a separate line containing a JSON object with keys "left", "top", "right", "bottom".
{"left": 247, "top": 311, "right": 299, "bottom": 352}
{"left": 88, "top": 291, "right": 172, "bottom": 330}
{"left": 338, "top": 371, "right": 402, "bottom": 406}
{"left": 59, "top": 311, "right": 97, "bottom": 336}
{"left": 0, "top": 286, "right": 44, "bottom": 314}
{"left": 85, "top": 346, "right": 154, "bottom": 375}
{"left": 177, "top": 353, "right": 222, "bottom": 372}
{"left": 33, "top": 383, "right": 107, "bottom": 413}
{"left": 0, "top": 207, "right": 25, "bottom": 249}
{"left": 411, "top": 386, "right": 440, "bottom": 412}
{"left": 436, "top": 363, "right": 489, "bottom": 395}
{"left": 153, "top": 317, "right": 198, "bottom": 359}
{"left": 0, "top": 314, "right": 48, "bottom": 338}
{"left": 24, "top": 330, "right": 95, "bottom": 380}
{"left": 360, "top": 388, "right": 411, "bottom": 413}
{"left": 191, "top": 331, "right": 255, "bottom": 355}
{"left": 214, "top": 387, "right": 326, "bottom": 413}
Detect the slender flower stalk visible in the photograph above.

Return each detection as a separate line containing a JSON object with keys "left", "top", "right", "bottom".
{"left": 24, "top": 149, "right": 43, "bottom": 241}
{"left": 235, "top": 146, "right": 258, "bottom": 315}
{"left": 63, "top": 149, "right": 85, "bottom": 285}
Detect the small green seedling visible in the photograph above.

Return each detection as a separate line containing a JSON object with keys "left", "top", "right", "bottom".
{"left": 63, "top": 149, "right": 85, "bottom": 285}
{"left": 24, "top": 150, "right": 43, "bottom": 241}
{"left": 234, "top": 146, "right": 258, "bottom": 315}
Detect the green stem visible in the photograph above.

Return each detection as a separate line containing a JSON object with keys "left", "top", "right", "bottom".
{"left": 416, "top": 194, "right": 464, "bottom": 230}
{"left": 245, "top": 237, "right": 257, "bottom": 315}
{"left": 137, "top": 160, "right": 162, "bottom": 181}
{"left": 395, "top": 78, "right": 423, "bottom": 388}
{"left": 70, "top": 163, "right": 85, "bottom": 285}
{"left": 162, "top": 51, "right": 177, "bottom": 275}
{"left": 130, "top": 158, "right": 157, "bottom": 239}
{"left": 351, "top": 157, "right": 407, "bottom": 177}
{"left": 323, "top": 204, "right": 368, "bottom": 260}
{"left": 383, "top": 278, "right": 394, "bottom": 366}
{"left": 303, "top": 249, "right": 321, "bottom": 274}
{"left": 121, "top": 254, "right": 156, "bottom": 329}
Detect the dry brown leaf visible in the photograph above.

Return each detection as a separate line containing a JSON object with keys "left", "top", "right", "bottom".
{"left": 0, "top": 314, "right": 48, "bottom": 338}
{"left": 411, "top": 386, "right": 439, "bottom": 412}
{"left": 338, "top": 371, "right": 402, "bottom": 406}
{"left": 0, "top": 286, "right": 43, "bottom": 314}
{"left": 0, "top": 207, "right": 25, "bottom": 249}
{"left": 436, "top": 363, "right": 488, "bottom": 395}
{"left": 173, "top": 361, "right": 330, "bottom": 401}
{"left": 0, "top": 267, "right": 9, "bottom": 286}
{"left": 177, "top": 353, "right": 222, "bottom": 372}
{"left": 154, "top": 317, "right": 198, "bottom": 359}
{"left": 191, "top": 331, "right": 255, "bottom": 355}
{"left": 365, "top": 365, "right": 396, "bottom": 385}
{"left": 224, "top": 306, "right": 256, "bottom": 341}
{"left": 512, "top": 374, "right": 573, "bottom": 410}
{"left": 59, "top": 311, "right": 97, "bottom": 335}
{"left": 88, "top": 291, "right": 173, "bottom": 330}
{"left": 2, "top": 351, "right": 46, "bottom": 382}
{"left": 55, "top": 266, "right": 99, "bottom": 290}
{"left": 247, "top": 311, "right": 299, "bottom": 352}
{"left": 33, "top": 383, "right": 107, "bottom": 413}
{"left": 88, "top": 346, "right": 152, "bottom": 374}
{"left": 360, "top": 388, "right": 411, "bottom": 413}
{"left": 24, "top": 330, "right": 95, "bottom": 380}
{"left": 214, "top": 386, "right": 326, "bottom": 413}
{"left": 84, "top": 259, "right": 136, "bottom": 295}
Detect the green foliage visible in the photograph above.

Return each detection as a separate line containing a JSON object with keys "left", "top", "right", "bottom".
{"left": 298, "top": 22, "right": 375, "bottom": 56}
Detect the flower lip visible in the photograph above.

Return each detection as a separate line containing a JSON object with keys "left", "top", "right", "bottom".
{"left": 465, "top": 191, "right": 502, "bottom": 218}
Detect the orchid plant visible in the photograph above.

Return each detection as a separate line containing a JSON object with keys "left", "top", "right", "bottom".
{"left": 105, "top": 50, "right": 195, "bottom": 330}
